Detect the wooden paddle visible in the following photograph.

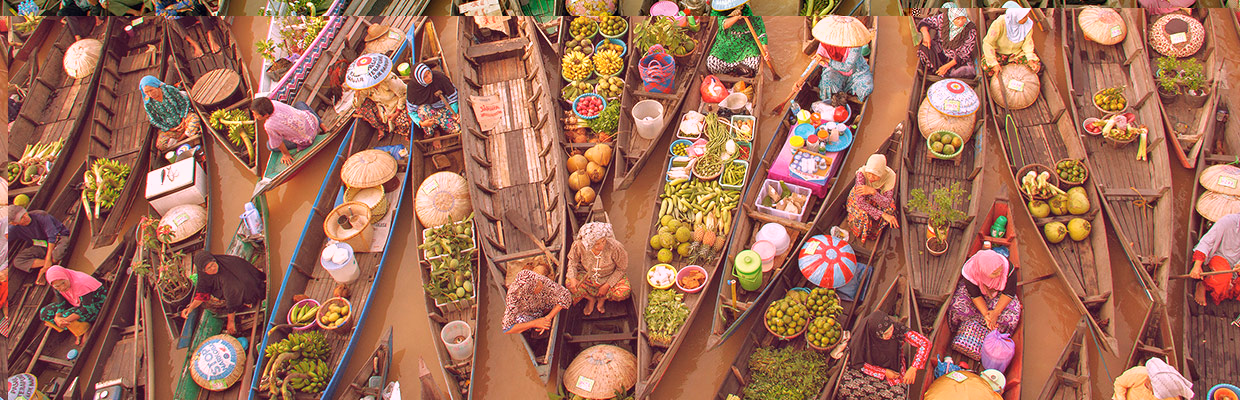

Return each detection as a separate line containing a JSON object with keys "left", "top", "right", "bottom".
{"left": 503, "top": 209, "right": 563, "bottom": 270}
{"left": 744, "top": 17, "right": 782, "bottom": 81}
{"left": 1170, "top": 269, "right": 1239, "bottom": 280}
{"left": 768, "top": 54, "right": 822, "bottom": 116}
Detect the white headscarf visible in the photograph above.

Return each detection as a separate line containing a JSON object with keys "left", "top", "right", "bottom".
{"left": 576, "top": 222, "right": 616, "bottom": 249}
{"left": 1002, "top": 2, "right": 1034, "bottom": 43}
{"left": 1145, "top": 357, "right": 1193, "bottom": 399}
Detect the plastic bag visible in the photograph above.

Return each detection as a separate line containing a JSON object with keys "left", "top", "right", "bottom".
{"left": 700, "top": 75, "right": 728, "bottom": 104}
{"left": 981, "top": 330, "right": 1015, "bottom": 373}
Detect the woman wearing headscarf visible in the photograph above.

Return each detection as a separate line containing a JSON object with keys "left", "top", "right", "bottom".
{"left": 981, "top": 2, "right": 1041, "bottom": 76}
{"left": 140, "top": 75, "right": 200, "bottom": 152}
{"left": 705, "top": 1, "right": 765, "bottom": 78}
{"left": 39, "top": 266, "right": 106, "bottom": 345}
{"left": 949, "top": 248, "right": 1022, "bottom": 333}
{"left": 405, "top": 63, "right": 460, "bottom": 139}
{"left": 179, "top": 252, "right": 265, "bottom": 335}
{"left": 917, "top": 4, "right": 979, "bottom": 78}
{"left": 566, "top": 222, "right": 631, "bottom": 316}
{"left": 502, "top": 269, "right": 573, "bottom": 335}
{"left": 838, "top": 311, "right": 930, "bottom": 399}
{"left": 846, "top": 154, "right": 898, "bottom": 243}
{"left": 348, "top": 54, "right": 412, "bottom": 140}
{"left": 1112, "top": 358, "right": 1194, "bottom": 400}
{"left": 1188, "top": 212, "right": 1240, "bottom": 306}
{"left": 813, "top": 17, "right": 874, "bottom": 102}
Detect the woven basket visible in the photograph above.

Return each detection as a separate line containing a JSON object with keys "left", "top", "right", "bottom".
{"left": 1092, "top": 87, "right": 1128, "bottom": 115}
{"left": 1200, "top": 164, "right": 1240, "bottom": 195}
{"left": 345, "top": 186, "right": 389, "bottom": 220}
{"left": 324, "top": 202, "right": 375, "bottom": 251}
{"left": 1016, "top": 163, "right": 1059, "bottom": 200}
{"left": 1055, "top": 158, "right": 1089, "bottom": 186}
{"left": 189, "top": 334, "right": 247, "bottom": 391}
{"left": 341, "top": 149, "right": 397, "bottom": 189}
{"left": 160, "top": 204, "right": 208, "bottom": 244}
{"left": 316, "top": 297, "right": 354, "bottom": 332}
{"left": 763, "top": 312, "right": 809, "bottom": 341}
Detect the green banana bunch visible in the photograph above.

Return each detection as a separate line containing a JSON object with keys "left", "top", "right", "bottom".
{"left": 288, "top": 302, "right": 320, "bottom": 326}
{"left": 209, "top": 109, "right": 257, "bottom": 163}
{"left": 81, "top": 157, "right": 132, "bottom": 220}
{"left": 286, "top": 358, "right": 331, "bottom": 392}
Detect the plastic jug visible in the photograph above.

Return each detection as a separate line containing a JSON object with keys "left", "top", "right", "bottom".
{"left": 632, "top": 99, "right": 665, "bottom": 140}
{"left": 320, "top": 242, "right": 360, "bottom": 284}
{"left": 441, "top": 320, "right": 474, "bottom": 361}
{"left": 734, "top": 250, "right": 763, "bottom": 291}
{"left": 240, "top": 202, "right": 263, "bottom": 236}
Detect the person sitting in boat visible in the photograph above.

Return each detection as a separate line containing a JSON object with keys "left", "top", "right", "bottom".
{"left": 180, "top": 252, "right": 265, "bottom": 335}
{"left": 347, "top": 54, "right": 412, "bottom": 140}
{"left": 58, "top": 0, "right": 101, "bottom": 17}
{"left": 566, "top": 222, "right": 631, "bottom": 316}
{"left": 1188, "top": 212, "right": 1240, "bottom": 306}
{"left": 501, "top": 269, "right": 572, "bottom": 335}
{"left": 981, "top": 2, "right": 1041, "bottom": 77}
{"left": 5, "top": 205, "right": 70, "bottom": 285}
{"left": 140, "top": 75, "right": 201, "bottom": 152}
{"left": 566, "top": 0, "right": 615, "bottom": 16}
{"left": 1112, "top": 357, "right": 1194, "bottom": 400}
{"left": 1138, "top": 0, "right": 1194, "bottom": 15}
{"left": 705, "top": 1, "right": 765, "bottom": 78}
{"left": 39, "top": 266, "right": 107, "bottom": 345}
{"left": 846, "top": 154, "right": 899, "bottom": 243}
{"left": 812, "top": 17, "right": 874, "bottom": 102}
{"left": 916, "top": 4, "right": 979, "bottom": 79}
{"left": 405, "top": 63, "right": 460, "bottom": 139}
{"left": 251, "top": 96, "right": 322, "bottom": 166}
{"left": 949, "top": 247, "right": 1021, "bottom": 333}
{"left": 837, "top": 311, "right": 930, "bottom": 400}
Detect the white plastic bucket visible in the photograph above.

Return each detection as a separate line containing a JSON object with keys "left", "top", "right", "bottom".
{"left": 632, "top": 99, "right": 665, "bottom": 140}
{"left": 320, "top": 242, "right": 361, "bottom": 284}
{"left": 441, "top": 320, "right": 474, "bottom": 361}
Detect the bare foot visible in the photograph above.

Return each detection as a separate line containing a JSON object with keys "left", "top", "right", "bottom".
{"left": 596, "top": 300, "right": 606, "bottom": 314}
{"left": 1194, "top": 283, "right": 1208, "bottom": 306}
{"left": 583, "top": 299, "right": 595, "bottom": 316}
{"left": 74, "top": 335, "right": 83, "bottom": 346}
{"left": 225, "top": 319, "right": 239, "bottom": 336}
{"left": 207, "top": 33, "right": 221, "bottom": 54}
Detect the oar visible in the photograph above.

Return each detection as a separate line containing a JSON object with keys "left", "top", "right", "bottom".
{"left": 767, "top": 55, "right": 822, "bottom": 116}
{"left": 503, "top": 209, "right": 563, "bottom": 270}
{"left": 1170, "top": 269, "right": 1238, "bottom": 280}
{"left": 744, "top": 17, "right": 782, "bottom": 81}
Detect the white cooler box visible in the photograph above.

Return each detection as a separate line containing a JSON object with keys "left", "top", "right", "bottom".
{"left": 146, "top": 158, "right": 207, "bottom": 215}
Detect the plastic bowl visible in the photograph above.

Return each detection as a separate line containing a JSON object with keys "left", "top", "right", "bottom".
{"left": 1210, "top": 384, "right": 1240, "bottom": 400}
{"left": 573, "top": 93, "right": 606, "bottom": 120}
{"left": 316, "top": 297, "right": 354, "bottom": 332}
{"left": 670, "top": 139, "right": 693, "bottom": 157}
{"left": 287, "top": 298, "right": 321, "bottom": 331}
{"left": 599, "top": 16, "right": 629, "bottom": 39}
{"left": 1082, "top": 117, "right": 1102, "bottom": 135}
{"left": 675, "top": 265, "right": 708, "bottom": 293}
{"left": 927, "top": 131, "right": 965, "bottom": 160}
{"left": 647, "top": 264, "right": 677, "bottom": 289}
{"left": 596, "top": 38, "right": 627, "bottom": 58}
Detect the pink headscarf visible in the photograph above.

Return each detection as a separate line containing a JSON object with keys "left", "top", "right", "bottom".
{"left": 44, "top": 265, "right": 102, "bottom": 307}
{"left": 961, "top": 250, "right": 1010, "bottom": 296}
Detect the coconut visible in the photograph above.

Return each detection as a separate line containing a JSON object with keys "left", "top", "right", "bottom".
{"left": 585, "top": 162, "right": 605, "bottom": 183}
{"left": 575, "top": 187, "right": 597, "bottom": 205}
{"left": 569, "top": 171, "right": 591, "bottom": 191}
{"left": 1067, "top": 190, "right": 1090, "bottom": 215}
{"left": 1048, "top": 194, "right": 1069, "bottom": 216}
{"left": 585, "top": 143, "right": 612, "bottom": 166}
{"left": 1067, "top": 218, "right": 1091, "bottom": 241}
{"left": 567, "top": 154, "right": 590, "bottom": 173}
{"left": 1043, "top": 222, "right": 1068, "bottom": 244}
{"left": 1028, "top": 200, "right": 1050, "bottom": 218}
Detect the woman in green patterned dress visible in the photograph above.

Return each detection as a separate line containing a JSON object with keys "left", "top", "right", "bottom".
{"left": 39, "top": 266, "right": 107, "bottom": 345}
{"left": 705, "top": 0, "right": 765, "bottom": 78}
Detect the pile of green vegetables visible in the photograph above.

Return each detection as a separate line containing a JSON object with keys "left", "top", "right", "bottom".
{"left": 742, "top": 346, "right": 830, "bottom": 400}
{"left": 644, "top": 289, "right": 690, "bottom": 345}
{"left": 420, "top": 213, "right": 476, "bottom": 259}
{"left": 693, "top": 113, "right": 740, "bottom": 179}
{"left": 633, "top": 17, "right": 697, "bottom": 56}
{"left": 583, "top": 100, "right": 620, "bottom": 133}
{"left": 424, "top": 252, "right": 476, "bottom": 304}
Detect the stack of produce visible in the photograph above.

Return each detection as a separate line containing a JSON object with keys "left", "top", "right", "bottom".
{"left": 599, "top": 16, "right": 626, "bottom": 37}
{"left": 765, "top": 290, "right": 811, "bottom": 338}
{"left": 6, "top": 139, "right": 65, "bottom": 187}
{"left": 209, "top": 109, "right": 257, "bottom": 163}
{"left": 1055, "top": 159, "right": 1087, "bottom": 184}
{"left": 317, "top": 299, "right": 351, "bottom": 329}
{"left": 1093, "top": 87, "right": 1127, "bottom": 112}
{"left": 633, "top": 17, "right": 697, "bottom": 56}
{"left": 644, "top": 289, "right": 690, "bottom": 345}
{"left": 654, "top": 178, "right": 741, "bottom": 264}
{"left": 259, "top": 331, "right": 333, "bottom": 396}
{"left": 804, "top": 288, "right": 844, "bottom": 349}
{"left": 1019, "top": 169, "right": 1066, "bottom": 199}
{"left": 741, "top": 347, "right": 830, "bottom": 399}
{"left": 566, "top": 144, "right": 612, "bottom": 206}
{"left": 82, "top": 157, "right": 132, "bottom": 220}
{"left": 424, "top": 252, "right": 476, "bottom": 305}
{"left": 1032, "top": 186, "right": 1093, "bottom": 244}
{"left": 420, "top": 213, "right": 476, "bottom": 259}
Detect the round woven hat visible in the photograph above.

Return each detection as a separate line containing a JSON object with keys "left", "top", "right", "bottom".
{"left": 189, "top": 334, "right": 247, "bottom": 391}
{"left": 363, "top": 25, "right": 405, "bottom": 56}
{"left": 711, "top": 0, "right": 749, "bottom": 11}
{"left": 1078, "top": 8, "right": 1126, "bottom": 45}
{"left": 345, "top": 53, "right": 394, "bottom": 91}
{"left": 563, "top": 345, "right": 637, "bottom": 399}
{"left": 64, "top": 39, "right": 103, "bottom": 79}
{"left": 989, "top": 64, "right": 1040, "bottom": 110}
{"left": 345, "top": 185, "right": 390, "bottom": 220}
{"left": 160, "top": 204, "right": 208, "bottom": 244}
{"left": 927, "top": 79, "right": 979, "bottom": 117}
{"left": 812, "top": 16, "right": 872, "bottom": 47}
{"left": 1196, "top": 191, "right": 1240, "bottom": 223}
{"left": 415, "top": 171, "right": 473, "bottom": 227}
{"left": 1149, "top": 13, "right": 1204, "bottom": 58}
{"left": 1200, "top": 164, "right": 1240, "bottom": 196}
{"left": 341, "top": 149, "right": 398, "bottom": 189}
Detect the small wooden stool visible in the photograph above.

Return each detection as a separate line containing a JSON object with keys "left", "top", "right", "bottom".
{"left": 190, "top": 68, "right": 241, "bottom": 108}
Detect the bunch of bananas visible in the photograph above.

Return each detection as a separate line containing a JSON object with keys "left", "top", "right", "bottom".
{"left": 285, "top": 358, "right": 331, "bottom": 393}
{"left": 260, "top": 331, "right": 333, "bottom": 396}
{"left": 288, "top": 302, "right": 320, "bottom": 327}
{"left": 562, "top": 51, "right": 593, "bottom": 82}
{"left": 209, "top": 109, "right": 257, "bottom": 163}
{"left": 82, "top": 158, "right": 132, "bottom": 220}
{"left": 264, "top": 331, "right": 330, "bottom": 361}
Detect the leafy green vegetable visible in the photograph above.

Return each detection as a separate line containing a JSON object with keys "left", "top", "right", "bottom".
{"left": 644, "top": 289, "right": 689, "bottom": 344}
{"left": 742, "top": 347, "right": 831, "bottom": 400}
{"left": 583, "top": 100, "right": 620, "bottom": 134}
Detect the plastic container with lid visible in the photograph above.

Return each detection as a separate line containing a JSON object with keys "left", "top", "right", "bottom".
{"left": 756, "top": 223, "right": 792, "bottom": 254}
{"left": 734, "top": 250, "right": 763, "bottom": 291}
{"left": 752, "top": 241, "right": 777, "bottom": 272}
{"left": 320, "top": 242, "right": 361, "bottom": 284}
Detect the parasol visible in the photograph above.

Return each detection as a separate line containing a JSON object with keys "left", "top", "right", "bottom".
{"left": 64, "top": 39, "right": 103, "bottom": 79}
{"left": 345, "top": 53, "right": 394, "bottom": 91}
{"left": 1078, "top": 8, "right": 1126, "bottom": 45}
{"left": 341, "top": 149, "right": 398, "bottom": 189}
{"left": 563, "top": 345, "right": 637, "bottom": 399}
{"left": 797, "top": 234, "right": 857, "bottom": 288}
{"left": 812, "top": 16, "right": 872, "bottom": 48}
{"left": 1149, "top": 13, "right": 1205, "bottom": 58}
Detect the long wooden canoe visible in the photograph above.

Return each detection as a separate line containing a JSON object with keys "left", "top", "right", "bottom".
{"left": 706, "top": 19, "right": 882, "bottom": 349}
{"left": 983, "top": 8, "right": 1116, "bottom": 354}
{"left": 1035, "top": 318, "right": 1091, "bottom": 400}
{"left": 1146, "top": 9, "right": 1221, "bottom": 169}
{"left": 611, "top": 17, "right": 717, "bottom": 192}
{"left": 902, "top": 10, "right": 989, "bottom": 329}
{"left": 343, "top": 327, "right": 393, "bottom": 398}
{"left": 343, "top": 0, "right": 430, "bottom": 16}
{"left": 257, "top": 0, "right": 350, "bottom": 95}
{"left": 1129, "top": 302, "right": 1178, "bottom": 371}
{"left": 166, "top": 18, "right": 260, "bottom": 176}
{"left": 456, "top": 16, "right": 571, "bottom": 383}
{"left": 248, "top": 116, "right": 413, "bottom": 399}
{"left": 82, "top": 18, "right": 164, "bottom": 249}
{"left": 80, "top": 246, "right": 158, "bottom": 400}
{"left": 451, "top": 0, "right": 558, "bottom": 17}
{"left": 917, "top": 198, "right": 1023, "bottom": 399}
{"left": 6, "top": 18, "right": 106, "bottom": 209}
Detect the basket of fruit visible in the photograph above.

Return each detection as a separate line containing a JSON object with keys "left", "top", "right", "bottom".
{"left": 287, "top": 298, "right": 321, "bottom": 331}
{"left": 593, "top": 48, "right": 624, "bottom": 77}
{"left": 599, "top": 16, "right": 628, "bottom": 38}
{"left": 670, "top": 139, "right": 692, "bottom": 157}
{"left": 764, "top": 296, "right": 811, "bottom": 340}
{"left": 805, "top": 315, "right": 845, "bottom": 351}
{"left": 927, "top": 131, "right": 965, "bottom": 160}
{"left": 316, "top": 297, "right": 353, "bottom": 332}
{"left": 1101, "top": 115, "right": 1140, "bottom": 147}
{"left": 570, "top": 17, "right": 598, "bottom": 38}
{"left": 675, "top": 265, "right": 708, "bottom": 293}
{"left": 1055, "top": 158, "right": 1089, "bottom": 186}
{"left": 648, "top": 264, "right": 677, "bottom": 289}
{"left": 573, "top": 93, "right": 606, "bottom": 120}
{"left": 719, "top": 160, "right": 748, "bottom": 191}
{"left": 1093, "top": 86, "right": 1127, "bottom": 114}
{"left": 1017, "top": 163, "right": 1062, "bottom": 200}
{"left": 596, "top": 38, "right": 627, "bottom": 58}
{"left": 561, "top": 51, "right": 594, "bottom": 82}
{"left": 566, "top": 37, "right": 595, "bottom": 56}
{"left": 595, "top": 76, "right": 624, "bottom": 101}
{"left": 562, "top": 80, "right": 594, "bottom": 103}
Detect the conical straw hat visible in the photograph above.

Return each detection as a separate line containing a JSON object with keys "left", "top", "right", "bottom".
{"left": 1196, "top": 191, "right": 1240, "bottom": 223}
{"left": 1078, "top": 7, "right": 1126, "bottom": 45}
{"left": 364, "top": 25, "right": 405, "bottom": 56}
{"left": 563, "top": 345, "right": 637, "bottom": 399}
{"left": 341, "top": 149, "right": 398, "bottom": 189}
{"left": 1199, "top": 164, "right": 1240, "bottom": 196}
{"left": 812, "top": 16, "right": 872, "bottom": 48}
{"left": 64, "top": 39, "right": 103, "bottom": 79}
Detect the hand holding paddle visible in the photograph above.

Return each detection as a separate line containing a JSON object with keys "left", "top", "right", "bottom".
{"left": 744, "top": 17, "right": 782, "bottom": 81}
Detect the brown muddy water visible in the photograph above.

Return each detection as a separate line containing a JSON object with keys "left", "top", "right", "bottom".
{"left": 26, "top": 11, "right": 1235, "bottom": 400}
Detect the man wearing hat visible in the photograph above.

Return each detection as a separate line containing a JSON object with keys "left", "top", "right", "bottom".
{"left": 1113, "top": 358, "right": 1193, "bottom": 400}
{"left": 4, "top": 205, "right": 70, "bottom": 285}
{"left": 363, "top": 24, "right": 404, "bottom": 56}
{"left": 251, "top": 95, "right": 322, "bottom": 165}
{"left": 405, "top": 62, "right": 460, "bottom": 141}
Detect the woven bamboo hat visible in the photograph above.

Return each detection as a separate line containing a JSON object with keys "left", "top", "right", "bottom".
{"left": 189, "top": 334, "right": 247, "bottom": 391}
{"left": 1078, "top": 8, "right": 1126, "bottom": 45}
{"left": 160, "top": 204, "right": 208, "bottom": 243}
{"left": 563, "top": 345, "right": 637, "bottom": 399}
{"left": 1196, "top": 191, "right": 1240, "bottom": 223}
{"left": 415, "top": 171, "right": 472, "bottom": 227}
{"left": 345, "top": 53, "right": 393, "bottom": 91}
{"left": 1149, "top": 13, "right": 1205, "bottom": 58}
{"left": 64, "top": 39, "right": 103, "bottom": 79}
{"left": 341, "top": 149, "right": 398, "bottom": 189}
{"left": 363, "top": 25, "right": 405, "bottom": 56}
{"left": 812, "top": 16, "right": 872, "bottom": 48}
{"left": 1200, "top": 164, "right": 1240, "bottom": 196}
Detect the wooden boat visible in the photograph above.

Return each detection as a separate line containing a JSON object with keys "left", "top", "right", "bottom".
{"left": 81, "top": 17, "right": 165, "bottom": 249}
{"left": 1144, "top": 8, "right": 1221, "bottom": 169}
{"left": 253, "top": 17, "right": 438, "bottom": 197}
{"left": 533, "top": 16, "right": 565, "bottom": 53}
{"left": 901, "top": 9, "right": 989, "bottom": 330}
{"left": 256, "top": 0, "right": 351, "bottom": 94}
{"left": 343, "top": 327, "right": 393, "bottom": 398}
{"left": 1035, "top": 318, "right": 1091, "bottom": 400}
{"left": 1128, "top": 303, "right": 1178, "bottom": 370}
{"left": 1181, "top": 98, "right": 1239, "bottom": 391}
{"left": 16, "top": 241, "right": 134, "bottom": 399}
{"left": 553, "top": 210, "right": 639, "bottom": 399}
{"left": 611, "top": 17, "right": 718, "bottom": 192}
{"left": 456, "top": 16, "right": 570, "bottom": 383}
{"left": 343, "top": 0, "right": 430, "bottom": 16}
{"left": 917, "top": 198, "right": 1023, "bottom": 399}
{"left": 80, "top": 247, "right": 158, "bottom": 400}
{"left": 165, "top": 18, "right": 260, "bottom": 176}
{"left": 983, "top": 9, "right": 1116, "bottom": 354}
{"left": 821, "top": 274, "right": 921, "bottom": 398}
{"left": 451, "top": 0, "right": 560, "bottom": 17}
{"left": 247, "top": 116, "right": 413, "bottom": 399}
{"left": 6, "top": 18, "right": 106, "bottom": 208}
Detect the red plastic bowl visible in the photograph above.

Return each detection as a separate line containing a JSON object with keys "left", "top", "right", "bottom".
{"left": 675, "top": 265, "right": 708, "bottom": 293}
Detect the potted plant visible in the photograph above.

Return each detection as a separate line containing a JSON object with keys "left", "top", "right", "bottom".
{"left": 907, "top": 183, "right": 968, "bottom": 256}
{"left": 1180, "top": 57, "right": 1210, "bottom": 108}
{"left": 134, "top": 216, "right": 194, "bottom": 306}
{"left": 1154, "top": 56, "right": 1181, "bottom": 104}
